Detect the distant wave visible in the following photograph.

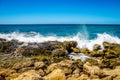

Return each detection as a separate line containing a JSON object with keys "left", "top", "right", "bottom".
{"left": 0, "top": 31, "right": 120, "bottom": 50}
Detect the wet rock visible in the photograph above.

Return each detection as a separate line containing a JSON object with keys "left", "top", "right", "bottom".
{"left": 90, "top": 51, "right": 104, "bottom": 57}
{"left": 103, "top": 42, "right": 111, "bottom": 49}
{"left": 85, "top": 58, "right": 99, "bottom": 65}
{"left": 93, "top": 44, "right": 101, "bottom": 51}
{"left": 0, "top": 38, "right": 7, "bottom": 42}
{"left": 99, "top": 58, "right": 120, "bottom": 69}
{"left": 52, "top": 49, "right": 68, "bottom": 57}
{"left": 105, "top": 50, "right": 118, "bottom": 58}
{"left": 103, "top": 42, "right": 120, "bottom": 57}
{"left": 80, "top": 48, "right": 90, "bottom": 54}
{"left": 63, "top": 41, "right": 77, "bottom": 53}
{"left": 44, "top": 69, "right": 66, "bottom": 80}
{"left": 70, "top": 47, "right": 81, "bottom": 53}
{"left": 13, "top": 70, "right": 43, "bottom": 80}
{"left": 0, "top": 41, "right": 15, "bottom": 54}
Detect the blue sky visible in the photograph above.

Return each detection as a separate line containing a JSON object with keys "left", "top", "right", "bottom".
{"left": 0, "top": 0, "right": 120, "bottom": 24}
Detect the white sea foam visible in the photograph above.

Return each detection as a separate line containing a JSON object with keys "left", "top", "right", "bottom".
{"left": 0, "top": 32, "right": 120, "bottom": 50}
{"left": 68, "top": 53, "right": 90, "bottom": 61}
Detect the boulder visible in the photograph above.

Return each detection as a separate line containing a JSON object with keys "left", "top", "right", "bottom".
{"left": 83, "top": 62, "right": 106, "bottom": 78}
{"left": 46, "top": 63, "right": 59, "bottom": 74}
{"left": 99, "top": 58, "right": 120, "bottom": 69}
{"left": 63, "top": 41, "right": 77, "bottom": 53}
{"left": 5, "top": 73, "right": 19, "bottom": 80}
{"left": 12, "top": 60, "right": 34, "bottom": 70}
{"left": 67, "top": 74, "right": 89, "bottom": 80}
{"left": 93, "top": 44, "right": 101, "bottom": 51}
{"left": 80, "top": 48, "right": 90, "bottom": 54}
{"left": 0, "top": 69, "right": 16, "bottom": 80}
{"left": 37, "top": 69, "right": 45, "bottom": 77}
{"left": 52, "top": 49, "right": 68, "bottom": 57}
{"left": 13, "top": 70, "right": 43, "bottom": 80}
{"left": 105, "top": 50, "right": 118, "bottom": 58}
{"left": 90, "top": 51, "right": 104, "bottom": 57}
{"left": 101, "top": 66, "right": 120, "bottom": 80}
{"left": 103, "top": 42, "right": 120, "bottom": 57}
{"left": 71, "top": 47, "right": 81, "bottom": 53}
{"left": 34, "top": 61, "right": 45, "bottom": 69}
{"left": 44, "top": 69, "right": 66, "bottom": 80}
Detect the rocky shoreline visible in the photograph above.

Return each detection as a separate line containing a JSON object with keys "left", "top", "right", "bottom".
{"left": 0, "top": 38, "right": 120, "bottom": 80}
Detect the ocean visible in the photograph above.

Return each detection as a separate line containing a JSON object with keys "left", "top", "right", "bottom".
{"left": 0, "top": 24, "right": 120, "bottom": 50}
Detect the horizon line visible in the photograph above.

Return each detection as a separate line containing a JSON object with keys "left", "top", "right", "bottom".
{"left": 0, "top": 23, "right": 120, "bottom": 26}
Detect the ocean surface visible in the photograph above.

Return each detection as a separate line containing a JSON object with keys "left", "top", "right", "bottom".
{"left": 0, "top": 24, "right": 120, "bottom": 50}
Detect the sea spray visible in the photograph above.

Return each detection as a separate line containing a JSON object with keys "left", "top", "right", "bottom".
{"left": 82, "top": 24, "right": 89, "bottom": 40}
{"left": 0, "top": 32, "right": 120, "bottom": 50}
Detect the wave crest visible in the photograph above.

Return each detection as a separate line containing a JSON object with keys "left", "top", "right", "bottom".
{"left": 0, "top": 32, "right": 120, "bottom": 50}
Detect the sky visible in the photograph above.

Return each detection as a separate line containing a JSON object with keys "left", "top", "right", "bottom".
{"left": 0, "top": 0, "right": 120, "bottom": 24}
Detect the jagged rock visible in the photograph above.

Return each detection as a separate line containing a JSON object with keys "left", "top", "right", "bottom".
{"left": 80, "top": 48, "right": 90, "bottom": 54}
{"left": 85, "top": 58, "right": 98, "bottom": 65}
{"left": 37, "top": 69, "right": 45, "bottom": 77}
{"left": 67, "top": 74, "right": 89, "bottom": 80}
{"left": 12, "top": 60, "right": 34, "bottom": 70}
{"left": 0, "top": 38, "right": 7, "bottom": 42}
{"left": 52, "top": 49, "right": 68, "bottom": 57}
{"left": 18, "top": 67, "right": 35, "bottom": 73}
{"left": 6, "top": 73, "right": 19, "bottom": 80}
{"left": 46, "top": 63, "right": 58, "bottom": 74}
{"left": 44, "top": 69, "right": 66, "bottom": 80}
{"left": 34, "top": 61, "right": 45, "bottom": 69}
{"left": 58, "top": 60, "right": 74, "bottom": 68}
{"left": 103, "top": 42, "right": 120, "bottom": 57}
{"left": 93, "top": 44, "right": 101, "bottom": 51}
{"left": 105, "top": 50, "right": 118, "bottom": 58}
{"left": 101, "top": 66, "right": 120, "bottom": 80}
{"left": 71, "top": 47, "right": 81, "bottom": 53}
{"left": 90, "top": 51, "right": 104, "bottom": 57}
{"left": 83, "top": 62, "right": 106, "bottom": 78}
{"left": 0, "top": 69, "right": 16, "bottom": 80}
{"left": 0, "top": 41, "right": 15, "bottom": 54}
{"left": 46, "top": 59, "right": 82, "bottom": 75}
{"left": 13, "top": 70, "right": 43, "bottom": 80}
{"left": 99, "top": 58, "right": 120, "bottom": 69}
{"left": 63, "top": 41, "right": 77, "bottom": 53}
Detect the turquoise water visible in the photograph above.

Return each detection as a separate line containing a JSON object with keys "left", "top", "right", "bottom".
{"left": 0, "top": 24, "right": 120, "bottom": 50}
{"left": 0, "top": 24, "right": 120, "bottom": 39}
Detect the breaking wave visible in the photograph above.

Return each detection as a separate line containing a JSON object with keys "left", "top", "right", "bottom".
{"left": 0, "top": 31, "right": 120, "bottom": 50}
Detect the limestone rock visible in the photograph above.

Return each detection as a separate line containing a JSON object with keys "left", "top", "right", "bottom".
{"left": 93, "top": 44, "right": 101, "bottom": 51}
{"left": 44, "top": 69, "right": 66, "bottom": 80}
{"left": 0, "top": 69, "right": 16, "bottom": 79}
{"left": 83, "top": 62, "right": 106, "bottom": 78}
{"left": 13, "top": 70, "right": 43, "bottom": 80}
{"left": 71, "top": 47, "right": 81, "bottom": 53}
{"left": 34, "top": 61, "right": 45, "bottom": 69}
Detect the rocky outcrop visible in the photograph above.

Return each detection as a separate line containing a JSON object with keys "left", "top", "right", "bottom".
{"left": 44, "top": 69, "right": 66, "bottom": 80}
{"left": 13, "top": 70, "right": 43, "bottom": 80}
{"left": 0, "top": 39, "right": 120, "bottom": 80}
